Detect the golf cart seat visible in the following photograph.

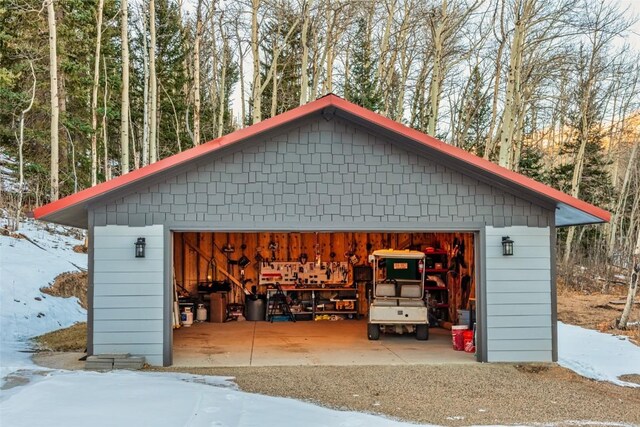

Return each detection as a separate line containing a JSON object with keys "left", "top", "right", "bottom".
{"left": 374, "top": 282, "right": 399, "bottom": 306}
{"left": 398, "top": 283, "right": 425, "bottom": 307}
{"left": 376, "top": 283, "right": 396, "bottom": 297}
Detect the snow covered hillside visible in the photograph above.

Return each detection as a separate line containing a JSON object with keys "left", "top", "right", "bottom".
{"left": 0, "top": 217, "right": 87, "bottom": 383}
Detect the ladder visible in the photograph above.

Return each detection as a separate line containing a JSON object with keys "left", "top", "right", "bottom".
{"left": 268, "top": 284, "right": 296, "bottom": 322}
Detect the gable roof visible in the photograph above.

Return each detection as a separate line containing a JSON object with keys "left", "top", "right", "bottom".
{"left": 33, "top": 94, "right": 610, "bottom": 229}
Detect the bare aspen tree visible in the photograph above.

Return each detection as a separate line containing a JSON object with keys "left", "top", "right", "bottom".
{"left": 13, "top": 60, "right": 36, "bottom": 230}
{"left": 426, "top": 0, "right": 447, "bottom": 136}
{"left": 250, "top": 1, "right": 299, "bottom": 124}
{"left": 234, "top": 16, "right": 247, "bottom": 125}
{"left": 149, "top": 0, "right": 158, "bottom": 163}
{"left": 90, "top": 0, "right": 105, "bottom": 186}
{"left": 217, "top": 21, "right": 228, "bottom": 137}
{"left": 141, "top": 7, "right": 150, "bottom": 166}
{"left": 47, "top": 0, "right": 60, "bottom": 201}
{"left": 425, "top": 0, "right": 481, "bottom": 136}
{"left": 251, "top": 0, "right": 261, "bottom": 123}
{"left": 193, "top": 0, "right": 203, "bottom": 145}
{"left": 299, "top": 0, "right": 311, "bottom": 105}
{"left": 496, "top": 0, "right": 532, "bottom": 169}
{"left": 563, "top": 2, "right": 629, "bottom": 264}
{"left": 120, "top": 0, "right": 130, "bottom": 174}
{"left": 102, "top": 56, "right": 111, "bottom": 181}
{"left": 618, "top": 251, "right": 639, "bottom": 329}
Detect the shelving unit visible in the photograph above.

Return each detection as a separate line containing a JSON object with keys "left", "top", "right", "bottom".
{"left": 423, "top": 249, "right": 450, "bottom": 322}
{"left": 266, "top": 286, "right": 359, "bottom": 320}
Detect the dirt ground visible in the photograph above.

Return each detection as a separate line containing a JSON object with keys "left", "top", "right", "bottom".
{"left": 33, "top": 351, "right": 640, "bottom": 426}
{"left": 40, "top": 271, "right": 88, "bottom": 309}
{"left": 557, "top": 287, "right": 640, "bottom": 344}
{"left": 33, "top": 322, "right": 86, "bottom": 352}
{"left": 155, "top": 364, "right": 640, "bottom": 426}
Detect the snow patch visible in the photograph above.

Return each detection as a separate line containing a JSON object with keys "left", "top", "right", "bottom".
{"left": 558, "top": 322, "right": 640, "bottom": 387}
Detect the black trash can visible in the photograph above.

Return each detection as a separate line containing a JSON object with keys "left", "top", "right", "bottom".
{"left": 245, "top": 295, "right": 266, "bottom": 321}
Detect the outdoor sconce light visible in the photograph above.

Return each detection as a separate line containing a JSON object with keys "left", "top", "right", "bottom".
{"left": 135, "top": 237, "right": 146, "bottom": 258}
{"left": 502, "top": 236, "right": 514, "bottom": 256}
{"left": 299, "top": 253, "right": 308, "bottom": 264}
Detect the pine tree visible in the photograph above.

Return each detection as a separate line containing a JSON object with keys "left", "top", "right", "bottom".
{"left": 344, "top": 18, "right": 381, "bottom": 112}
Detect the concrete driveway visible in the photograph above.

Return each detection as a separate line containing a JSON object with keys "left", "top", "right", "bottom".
{"left": 172, "top": 320, "right": 475, "bottom": 367}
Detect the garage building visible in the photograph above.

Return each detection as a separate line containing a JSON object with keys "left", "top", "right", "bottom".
{"left": 34, "top": 94, "right": 609, "bottom": 366}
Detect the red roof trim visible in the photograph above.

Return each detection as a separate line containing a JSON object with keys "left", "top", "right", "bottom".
{"left": 33, "top": 94, "right": 610, "bottom": 224}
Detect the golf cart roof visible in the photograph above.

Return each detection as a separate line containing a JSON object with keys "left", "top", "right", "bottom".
{"left": 372, "top": 249, "right": 426, "bottom": 260}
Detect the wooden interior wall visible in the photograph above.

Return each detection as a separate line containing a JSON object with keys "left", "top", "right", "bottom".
{"left": 173, "top": 231, "right": 475, "bottom": 318}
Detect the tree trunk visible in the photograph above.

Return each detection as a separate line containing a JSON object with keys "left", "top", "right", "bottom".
{"left": 618, "top": 255, "right": 639, "bottom": 329}
{"left": 102, "top": 55, "right": 111, "bottom": 181}
{"left": 608, "top": 141, "right": 639, "bottom": 258}
{"left": 193, "top": 0, "right": 203, "bottom": 145}
{"left": 120, "top": 0, "right": 130, "bottom": 174}
{"left": 13, "top": 61, "right": 36, "bottom": 230}
{"left": 141, "top": 8, "right": 150, "bottom": 166}
{"left": 251, "top": 0, "right": 261, "bottom": 124}
{"left": 497, "top": 2, "right": 526, "bottom": 169}
{"left": 90, "top": 0, "right": 104, "bottom": 186}
{"left": 47, "top": 0, "right": 60, "bottom": 201}
{"left": 299, "top": 0, "right": 311, "bottom": 106}
{"left": 235, "top": 21, "right": 246, "bottom": 126}
{"left": 217, "top": 31, "right": 228, "bottom": 138}
{"left": 427, "top": 0, "right": 447, "bottom": 136}
{"left": 149, "top": 0, "right": 158, "bottom": 163}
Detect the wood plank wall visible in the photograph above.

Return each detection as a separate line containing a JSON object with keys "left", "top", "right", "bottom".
{"left": 173, "top": 231, "right": 475, "bottom": 318}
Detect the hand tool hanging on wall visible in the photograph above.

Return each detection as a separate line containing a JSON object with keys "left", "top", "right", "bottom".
{"left": 183, "top": 239, "right": 254, "bottom": 297}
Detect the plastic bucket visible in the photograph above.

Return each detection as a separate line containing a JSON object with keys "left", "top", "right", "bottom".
{"left": 463, "top": 329, "right": 475, "bottom": 353}
{"left": 457, "top": 309, "right": 470, "bottom": 326}
{"left": 451, "top": 325, "right": 468, "bottom": 351}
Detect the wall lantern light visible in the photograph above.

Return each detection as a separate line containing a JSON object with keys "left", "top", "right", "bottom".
{"left": 135, "top": 237, "right": 146, "bottom": 258}
{"left": 501, "top": 236, "right": 514, "bottom": 256}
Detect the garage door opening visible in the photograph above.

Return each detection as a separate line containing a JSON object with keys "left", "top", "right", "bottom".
{"left": 171, "top": 231, "right": 478, "bottom": 366}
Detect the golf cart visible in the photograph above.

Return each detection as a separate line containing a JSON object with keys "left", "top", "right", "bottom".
{"left": 367, "top": 249, "right": 429, "bottom": 340}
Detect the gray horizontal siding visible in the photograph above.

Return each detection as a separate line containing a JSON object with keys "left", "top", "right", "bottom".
{"left": 94, "top": 331, "right": 164, "bottom": 345}
{"left": 93, "top": 283, "right": 164, "bottom": 297}
{"left": 485, "top": 225, "right": 552, "bottom": 362}
{"left": 94, "top": 308, "right": 163, "bottom": 320}
{"left": 93, "top": 320, "right": 163, "bottom": 332}
{"left": 93, "top": 225, "right": 165, "bottom": 366}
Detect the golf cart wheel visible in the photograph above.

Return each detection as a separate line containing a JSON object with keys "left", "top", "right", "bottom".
{"left": 416, "top": 324, "right": 429, "bottom": 341}
{"left": 367, "top": 323, "right": 380, "bottom": 340}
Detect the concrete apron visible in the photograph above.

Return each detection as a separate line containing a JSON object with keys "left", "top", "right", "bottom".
{"left": 172, "top": 320, "right": 475, "bottom": 367}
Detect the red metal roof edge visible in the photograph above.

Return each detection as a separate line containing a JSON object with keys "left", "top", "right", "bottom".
{"left": 33, "top": 94, "right": 610, "bottom": 224}
{"left": 328, "top": 96, "right": 610, "bottom": 223}
{"left": 33, "top": 96, "right": 334, "bottom": 220}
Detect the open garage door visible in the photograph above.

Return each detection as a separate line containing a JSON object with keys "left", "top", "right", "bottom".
{"left": 170, "top": 231, "right": 478, "bottom": 366}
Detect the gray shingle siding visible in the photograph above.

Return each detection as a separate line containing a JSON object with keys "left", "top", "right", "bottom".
{"left": 92, "top": 117, "right": 554, "bottom": 227}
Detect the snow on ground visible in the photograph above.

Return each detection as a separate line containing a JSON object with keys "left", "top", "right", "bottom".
{"left": 558, "top": 321, "right": 640, "bottom": 387}
{"left": 0, "top": 370, "right": 430, "bottom": 427}
{"left": 0, "top": 217, "right": 87, "bottom": 385}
